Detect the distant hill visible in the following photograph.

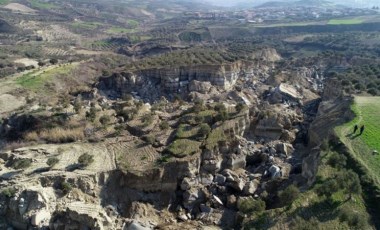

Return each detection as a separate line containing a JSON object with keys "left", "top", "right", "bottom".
{"left": 257, "top": 0, "right": 335, "bottom": 8}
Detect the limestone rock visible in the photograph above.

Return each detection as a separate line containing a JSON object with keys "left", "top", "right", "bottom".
{"left": 214, "top": 174, "right": 226, "bottom": 185}
{"left": 188, "top": 80, "right": 212, "bottom": 94}
{"left": 268, "top": 165, "right": 282, "bottom": 179}
{"left": 31, "top": 209, "right": 51, "bottom": 227}
{"left": 243, "top": 180, "right": 258, "bottom": 195}
{"left": 126, "top": 222, "right": 150, "bottom": 230}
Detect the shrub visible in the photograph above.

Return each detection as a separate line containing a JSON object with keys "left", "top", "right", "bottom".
{"left": 1, "top": 187, "right": 16, "bottom": 198}
{"left": 143, "top": 135, "right": 156, "bottom": 145}
{"left": 61, "top": 181, "right": 72, "bottom": 194}
{"left": 215, "top": 110, "right": 229, "bottom": 122}
{"left": 50, "top": 58, "right": 58, "bottom": 65}
{"left": 47, "top": 157, "right": 59, "bottom": 168}
{"left": 39, "top": 127, "right": 84, "bottom": 143}
{"left": 327, "top": 152, "right": 347, "bottom": 169}
{"left": 290, "top": 216, "right": 320, "bottom": 230}
{"left": 159, "top": 121, "right": 170, "bottom": 130}
{"left": 339, "top": 206, "right": 369, "bottom": 229}
{"left": 86, "top": 107, "right": 97, "bottom": 122}
{"left": 99, "top": 115, "right": 111, "bottom": 126}
{"left": 237, "top": 197, "right": 266, "bottom": 214}
{"left": 316, "top": 179, "right": 339, "bottom": 198}
{"left": 278, "top": 184, "right": 300, "bottom": 207}
{"left": 11, "top": 158, "right": 32, "bottom": 169}
{"left": 235, "top": 102, "right": 245, "bottom": 113}
{"left": 198, "top": 123, "right": 211, "bottom": 138}
{"left": 78, "top": 153, "right": 94, "bottom": 167}
{"left": 141, "top": 113, "right": 153, "bottom": 127}
{"left": 336, "top": 170, "right": 362, "bottom": 199}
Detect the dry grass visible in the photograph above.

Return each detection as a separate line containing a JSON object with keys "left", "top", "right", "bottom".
{"left": 24, "top": 127, "right": 84, "bottom": 143}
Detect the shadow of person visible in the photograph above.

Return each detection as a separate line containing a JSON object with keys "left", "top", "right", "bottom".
{"left": 350, "top": 134, "right": 361, "bottom": 140}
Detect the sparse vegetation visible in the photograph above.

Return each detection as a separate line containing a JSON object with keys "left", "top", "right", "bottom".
{"left": 47, "top": 157, "right": 59, "bottom": 168}
{"left": 11, "top": 158, "right": 32, "bottom": 170}
{"left": 238, "top": 197, "right": 266, "bottom": 214}
{"left": 78, "top": 153, "right": 94, "bottom": 167}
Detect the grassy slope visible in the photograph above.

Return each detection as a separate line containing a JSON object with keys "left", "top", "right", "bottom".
{"left": 244, "top": 149, "right": 371, "bottom": 229}
{"left": 16, "top": 64, "right": 78, "bottom": 92}
{"left": 335, "top": 96, "right": 380, "bottom": 184}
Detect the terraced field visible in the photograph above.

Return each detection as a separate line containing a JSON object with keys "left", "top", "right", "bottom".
{"left": 107, "top": 139, "right": 160, "bottom": 171}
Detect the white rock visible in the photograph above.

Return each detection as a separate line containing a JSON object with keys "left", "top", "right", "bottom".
{"left": 31, "top": 209, "right": 51, "bottom": 227}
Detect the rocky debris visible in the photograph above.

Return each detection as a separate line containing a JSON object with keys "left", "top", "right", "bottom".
{"left": 243, "top": 180, "right": 258, "bottom": 195}
{"left": 276, "top": 143, "right": 294, "bottom": 156}
{"left": 125, "top": 222, "right": 151, "bottom": 230}
{"left": 188, "top": 80, "right": 212, "bottom": 94}
{"left": 268, "top": 165, "right": 282, "bottom": 179}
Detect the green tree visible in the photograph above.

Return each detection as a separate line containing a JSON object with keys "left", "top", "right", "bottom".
{"left": 198, "top": 123, "right": 211, "bottom": 138}
{"left": 47, "top": 157, "right": 59, "bottom": 168}
{"left": 78, "top": 153, "right": 94, "bottom": 167}
{"left": 278, "top": 184, "right": 300, "bottom": 207}
{"left": 337, "top": 170, "right": 362, "bottom": 200}
{"left": 86, "top": 106, "right": 97, "bottom": 122}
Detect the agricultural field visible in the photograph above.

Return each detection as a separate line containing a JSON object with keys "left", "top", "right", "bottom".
{"left": 328, "top": 18, "right": 364, "bottom": 25}
{"left": 15, "top": 63, "right": 78, "bottom": 91}
{"left": 336, "top": 96, "right": 380, "bottom": 184}
{"left": 28, "top": 0, "right": 57, "bottom": 9}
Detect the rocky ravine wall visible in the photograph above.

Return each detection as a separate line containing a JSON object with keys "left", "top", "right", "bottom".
{"left": 302, "top": 78, "right": 353, "bottom": 185}
{"left": 97, "top": 61, "right": 261, "bottom": 101}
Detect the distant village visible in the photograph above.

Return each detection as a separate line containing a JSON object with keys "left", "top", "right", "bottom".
{"left": 184, "top": 6, "right": 379, "bottom": 24}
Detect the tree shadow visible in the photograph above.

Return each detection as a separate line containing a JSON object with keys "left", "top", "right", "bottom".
{"left": 65, "top": 163, "right": 81, "bottom": 172}
{"left": 290, "top": 199, "right": 341, "bottom": 223}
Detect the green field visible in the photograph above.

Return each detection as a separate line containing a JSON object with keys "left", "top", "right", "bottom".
{"left": 28, "top": 0, "right": 57, "bottom": 9}
{"left": 335, "top": 96, "right": 380, "bottom": 183}
{"left": 106, "top": 27, "right": 134, "bottom": 34}
{"left": 0, "top": 0, "right": 10, "bottom": 5}
{"left": 72, "top": 21, "right": 103, "bottom": 30}
{"left": 16, "top": 64, "right": 77, "bottom": 91}
{"left": 328, "top": 18, "right": 364, "bottom": 25}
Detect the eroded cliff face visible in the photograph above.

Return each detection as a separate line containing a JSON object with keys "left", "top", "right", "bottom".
{"left": 302, "top": 78, "right": 353, "bottom": 185}
{"left": 97, "top": 61, "right": 261, "bottom": 102}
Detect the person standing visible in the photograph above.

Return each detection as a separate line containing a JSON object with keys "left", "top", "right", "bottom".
{"left": 360, "top": 125, "right": 365, "bottom": 135}
{"left": 353, "top": 124, "right": 358, "bottom": 134}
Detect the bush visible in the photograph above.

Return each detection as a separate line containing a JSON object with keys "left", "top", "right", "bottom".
{"left": 38, "top": 127, "right": 84, "bottom": 143}
{"left": 336, "top": 170, "right": 362, "bottom": 199}
{"left": 143, "top": 135, "right": 156, "bottom": 145}
{"left": 61, "top": 181, "right": 72, "bottom": 194}
{"left": 339, "top": 206, "right": 369, "bottom": 228}
{"left": 159, "top": 121, "right": 170, "bottom": 130}
{"left": 1, "top": 187, "right": 16, "bottom": 198}
{"left": 11, "top": 158, "right": 32, "bottom": 169}
{"left": 237, "top": 197, "right": 266, "bottom": 214}
{"left": 316, "top": 179, "right": 339, "bottom": 198}
{"left": 99, "top": 115, "right": 111, "bottom": 126}
{"left": 198, "top": 123, "right": 211, "bottom": 138}
{"left": 327, "top": 152, "right": 347, "bottom": 169}
{"left": 86, "top": 107, "right": 97, "bottom": 122}
{"left": 78, "top": 153, "right": 94, "bottom": 167}
{"left": 47, "top": 157, "right": 59, "bottom": 167}
{"left": 141, "top": 113, "right": 153, "bottom": 127}
{"left": 290, "top": 216, "right": 320, "bottom": 230}
{"left": 235, "top": 102, "right": 245, "bottom": 113}
{"left": 278, "top": 184, "right": 300, "bottom": 207}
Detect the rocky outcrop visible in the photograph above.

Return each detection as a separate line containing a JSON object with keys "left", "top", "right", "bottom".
{"left": 302, "top": 78, "right": 352, "bottom": 185}
{"left": 97, "top": 61, "right": 260, "bottom": 101}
